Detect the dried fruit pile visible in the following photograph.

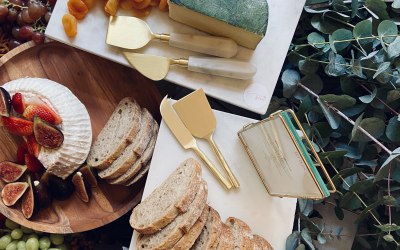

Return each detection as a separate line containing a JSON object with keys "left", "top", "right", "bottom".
{"left": 0, "top": 86, "right": 94, "bottom": 219}
{"left": 0, "top": 0, "right": 56, "bottom": 56}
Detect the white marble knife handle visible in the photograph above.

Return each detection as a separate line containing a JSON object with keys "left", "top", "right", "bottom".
{"left": 187, "top": 56, "right": 257, "bottom": 80}
{"left": 169, "top": 33, "right": 238, "bottom": 58}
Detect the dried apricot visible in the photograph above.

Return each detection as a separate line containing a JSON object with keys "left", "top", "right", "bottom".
{"left": 104, "top": 0, "right": 119, "bottom": 16}
{"left": 132, "top": 6, "right": 152, "bottom": 17}
{"left": 67, "top": 0, "right": 89, "bottom": 20}
{"left": 120, "top": 0, "right": 134, "bottom": 10}
{"left": 159, "top": 0, "right": 168, "bottom": 11}
{"left": 82, "top": 0, "right": 95, "bottom": 9}
{"left": 62, "top": 14, "right": 77, "bottom": 37}
{"left": 132, "top": 0, "right": 151, "bottom": 10}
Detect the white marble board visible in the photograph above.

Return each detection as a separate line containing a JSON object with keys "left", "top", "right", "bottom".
{"left": 45, "top": 0, "right": 305, "bottom": 115}
{"left": 129, "top": 108, "right": 297, "bottom": 249}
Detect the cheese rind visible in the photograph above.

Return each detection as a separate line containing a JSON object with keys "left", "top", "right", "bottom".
{"left": 168, "top": 0, "right": 269, "bottom": 49}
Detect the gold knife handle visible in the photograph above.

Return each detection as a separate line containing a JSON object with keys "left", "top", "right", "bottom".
{"left": 207, "top": 134, "right": 240, "bottom": 188}
{"left": 191, "top": 145, "right": 232, "bottom": 190}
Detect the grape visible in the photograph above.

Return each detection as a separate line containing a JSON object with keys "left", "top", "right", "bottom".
{"left": 11, "top": 27, "right": 20, "bottom": 39}
{"left": 32, "top": 32, "right": 44, "bottom": 44}
{"left": 10, "top": 229, "right": 23, "bottom": 240}
{"left": 21, "top": 9, "right": 34, "bottom": 24}
{"left": 38, "top": 237, "right": 50, "bottom": 250}
{"left": 16, "top": 241, "right": 25, "bottom": 249}
{"left": 55, "top": 245, "right": 66, "bottom": 250}
{"left": 7, "top": 8, "right": 18, "bottom": 23}
{"left": 20, "top": 226, "right": 34, "bottom": 234}
{"left": 9, "top": 0, "right": 23, "bottom": 6}
{"left": 48, "top": 235, "right": 63, "bottom": 246}
{"left": 25, "top": 238, "right": 39, "bottom": 250}
{"left": 0, "top": 235, "right": 12, "bottom": 249}
{"left": 16, "top": 12, "right": 24, "bottom": 26}
{"left": 44, "top": 11, "right": 51, "bottom": 23}
{"left": 28, "top": 1, "right": 45, "bottom": 20}
{"left": 25, "top": 235, "right": 37, "bottom": 241}
{"left": 5, "top": 219, "right": 19, "bottom": 230}
{"left": 0, "top": 5, "right": 9, "bottom": 22}
{"left": 19, "top": 25, "right": 33, "bottom": 40}
{"left": 5, "top": 241, "right": 17, "bottom": 250}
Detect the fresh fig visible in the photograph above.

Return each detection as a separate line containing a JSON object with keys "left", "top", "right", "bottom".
{"left": 21, "top": 176, "right": 35, "bottom": 219}
{"left": 0, "top": 87, "right": 11, "bottom": 117}
{"left": 47, "top": 175, "right": 74, "bottom": 201}
{"left": 1, "top": 182, "right": 28, "bottom": 206}
{"left": 33, "top": 117, "right": 64, "bottom": 149}
{"left": 33, "top": 180, "right": 52, "bottom": 209}
{"left": 72, "top": 172, "right": 90, "bottom": 203}
{"left": 0, "top": 161, "right": 27, "bottom": 183}
{"left": 79, "top": 165, "right": 97, "bottom": 188}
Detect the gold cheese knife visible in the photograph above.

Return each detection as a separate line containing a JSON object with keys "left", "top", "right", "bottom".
{"left": 160, "top": 96, "right": 232, "bottom": 190}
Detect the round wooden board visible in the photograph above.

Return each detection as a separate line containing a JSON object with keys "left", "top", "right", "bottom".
{"left": 0, "top": 41, "right": 162, "bottom": 233}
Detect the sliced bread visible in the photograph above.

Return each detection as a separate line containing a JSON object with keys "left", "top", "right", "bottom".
{"left": 171, "top": 205, "right": 210, "bottom": 250}
{"left": 215, "top": 224, "right": 235, "bottom": 250}
{"left": 136, "top": 181, "right": 208, "bottom": 250}
{"left": 130, "top": 158, "right": 202, "bottom": 234}
{"left": 98, "top": 108, "right": 156, "bottom": 179}
{"left": 124, "top": 161, "right": 150, "bottom": 186}
{"left": 87, "top": 97, "right": 141, "bottom": 170}
{"left": 108, "top": 123, "right": 158, "bottom": 185}
{"left": 225, "top": 217, "right": 254, "bottom": 250}
{"left": 253, "top": 234, "right": 273, "bottom": 250}
{"left": 191, "top": 206, "right": 223, "bottom": 250}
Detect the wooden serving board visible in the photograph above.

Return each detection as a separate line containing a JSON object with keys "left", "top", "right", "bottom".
{"left": 0, "top": 41, "right": 162, "bottom": 233}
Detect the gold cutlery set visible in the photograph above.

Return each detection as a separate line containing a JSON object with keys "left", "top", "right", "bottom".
{"left": 106, "top": 16, "right": 256, "bottom": 81}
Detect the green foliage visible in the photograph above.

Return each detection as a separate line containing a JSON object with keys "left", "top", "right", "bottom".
{"left": 284, "top": 0, "right": 400, "bottom": 249}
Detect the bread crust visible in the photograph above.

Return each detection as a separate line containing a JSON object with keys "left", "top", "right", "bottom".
{"left": 192, "top": 206, "right": 223, "bottom": 250}
{"left": 215, "top": 224, "right": 235, "bottom": 250}
{"left": 130, "top": 158, "right": 202, "bottom": 234}
{"left": 225, "top": 217, "right": 254, "bottom": 250}
{"left": 253, "top": 234, "right": 273, "bottom": 250}
{"left": 87, "top": 97, "right": 141, "bottom": 170}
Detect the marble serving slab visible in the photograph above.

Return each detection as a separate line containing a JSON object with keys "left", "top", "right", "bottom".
{"left": 46, "top": 0, "right": 305, "bottom": 114}
{"left": 129, "top": 108, "right": 297, "bottom": 249}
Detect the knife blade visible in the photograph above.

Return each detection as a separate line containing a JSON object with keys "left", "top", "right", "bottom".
{"left": 160, "top": 96, "right": 232, "bottom": 190}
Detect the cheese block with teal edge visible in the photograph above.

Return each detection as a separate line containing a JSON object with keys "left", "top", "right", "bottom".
{"left": 168, "top": 0, "right": 269, "bottom": 49}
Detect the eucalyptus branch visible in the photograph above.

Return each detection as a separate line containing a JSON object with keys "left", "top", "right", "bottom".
{"left": 306, "top": 0, "right": 395, "bottom": 9}
{"left": 295, "top": 34, "right": 400, "bottom": 48}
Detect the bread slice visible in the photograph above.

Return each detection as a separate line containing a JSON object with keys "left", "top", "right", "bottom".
{"left": 87, "top": 97, "right": 141, "bottom": 170}
{"left": 98, "top": 108, "right": 156, "bottom": 179}
{"left": 253, "top": 234, "right": 273, "bottom": 250}
{"left": 225, "top": 217, "right": 254, "bottom": 250}
{"left": 130, "top": 158, "right": 202, "bottom": 234}
{"left": 171, "top": 205, "right": 210, "bottom": 250}
{"left": 107, "top": 123, "right": 158, "bottom": 185}
{"left": 191, "top": 206, "right": 223, "bottom": 250}
{"left": 136, "top": 181, "right": 208, "bottom": 250}
{"left": 124, "top": 161, "right": 150, "bottom": 186}
{"left": 215, "top": 224, "right": 235, "bottom": 250}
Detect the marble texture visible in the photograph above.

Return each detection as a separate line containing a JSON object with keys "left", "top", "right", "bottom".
{"left": 45, "top": 0, "right": 305, "bottom": 114}
{"left": 129, "top": 108, "right": 297, "bottom": 250}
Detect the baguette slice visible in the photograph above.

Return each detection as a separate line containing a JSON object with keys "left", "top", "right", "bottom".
{"left": 87, "top": 97, "right": 141, "bottom": 170}
{"left": 225, "top": 217, "right": 254, "bottom": 250}
{"left": 124, "top": 161, "right": 150, "bottom": 186}
{"left": 130, "top": 158, "right": 202, "bottom": 234}
{"left": 171, "top": 205, "right": 210, "bottom": 250}
{"left": 108, "top": 123, "right": 158, "bottom": 185}
{"left": 137, "top": 181, "right": 208, "bottom": 250}
{"left": 215, "top": 224, "right": 235, "bottom": 250}
{"left": 98, "top": 108, "right": 155, "bottom": 179}
{"left": 191, "top": 206, "right": 223, "bottom": 250}
{"left": 253, "top": 234, "right": 273, "bottom": 250}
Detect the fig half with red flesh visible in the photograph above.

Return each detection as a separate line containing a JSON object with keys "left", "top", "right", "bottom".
{"left": 21, "top": 176, "right": 35, "bottom": 219}
{"left": 0, "top": 161, "right": 27, "bottom": 183}
{"left": 79, "top": 165, "right": 98, "bottom": 188}
{"left": 1, "top": 182, "right": 28, "bottom": 206}
{"left": 33, "top": 117, "right": 64, "bottom": 149}
{"left": 0, "top": 87, "right": 11, "bottom": 117}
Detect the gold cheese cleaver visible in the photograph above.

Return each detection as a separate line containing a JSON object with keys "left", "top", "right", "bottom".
{"left": 107, "top": 16, "right": 238, "bottom": 58}
{"left": 160, "top": 96, "right": 232, "bottom": 190}
{"left": 173, "top": 89, "right": 240, "bottom": 188}
{"left": 123, "top": 52, "right": 257, "bottom": 81}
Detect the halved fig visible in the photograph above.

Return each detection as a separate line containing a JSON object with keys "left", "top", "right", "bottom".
{"left": 33, "top": 180, "right": 52, "bottom": 209}
{"left": 33, "top": 117, "right": 64, "bottom": 149}
{"left": 79, "top": 165, "right": 97, "bottom": 188}
{"left": 72, "top": 172, "right": 90, "bottom": 203}
{"left": 21, "top": 176, "right": 35, "bottom": 219}
{"left": 47, "top": 175, "right": 74, "bottom": 201}
{"left": 0, "top": 161, "right": 27, "bottom": 183}
{"left": 0, "top": 87, "right": 11, "bottom": 117}
{"left": 1, "top": 182, "right": 28, "bottom": 206}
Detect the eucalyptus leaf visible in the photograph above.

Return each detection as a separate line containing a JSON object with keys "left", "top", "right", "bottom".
{"left": 299, "top": 59, "right": 320, "bottom": 74}
{"left": 336, "top": 143, "right": 362, "bottom": 159}
{"left": 373, "top": 62, "right": 391, "bottom": 79}
{"left": 317, "top": 98, "right": 341, "bottom": 129}
{"left": 375, "top": 224, "right": 400, "bottom": 232}
{"left": 330, "top": 29, "right": 353, "bottom": 51}
{"left": 340, "top": 76, "right": 356, "bottom": 94}
{"left": 386, "top": 116, "right": 400, "bottom": 142}
{"left": 307, "top": 32, "right": 325, "bottom": 49}
{"left": 351, "top": 117, "right": 385, "bottom": 142}
{"left": 343, "top": 174, "right": 358, "bottom": 190}
{"left": 286, "top": 232, "right": 300, "bottom": 250}
{"left": 301, "top": 228, "right": 315, "bottom": 250}
{"left": 386, "top": 89, "right": 400, "bottom": 103}
{"left": 359, "top": 87, "right": 377, "bottom": 103}
{"left": 295, "top": 244, "right": 306, "bottom": 250}
{"left": 393, "top": 0, "right": 400, "bottom": 13}
{"left": 349, "top": 179, "right": 375, "bottom": 193}
{"left": 355, "top": 199, "right": 382, "bottom": 224}
{"left": 365, "top": 0, "right": 390, "bottom": 20}
{"left": 295, "top": 74, "right": 324, "bottom": 99}
{"left": 351, "top": 0, "right": 359, "bottom": 18}
{"left": 351, "top": 113, "right": 364, "bottom": 142}
{"left": 353, "top": 20, "right": 373, "bottom": 46}
{"left": 332, "top": 167, "right": 363, "bottom": 187}
{"left": 355, "top": 159, "right": 378, "bottom": 167}
{"left": 299, "top": 199, "right": 314, "bottom": 216}
{"left": 342, "top": 104, "right": 367, "bottom": 117}
{"left": 319, "top": 94, "right": 356, "bottom": 110}
{"left": 378, "top": 20, "right": 398, "bottom": 43}
{"left": 383, "top": 234, "right": 395, "bottom": 242}
{"left": 317, "top": 233, "right": 327, "bottom": 244}
{"left": 324, "top": 52, "right": 347, "bottom": 76}
{"left": 311, "top": 15, "right": 343, "bottom": 34}
{"left": 340, "top": 191, "right": 362, "bottom": 210}
{"left": 388, "top": 37, "right": 400, "bottom": 59}
{"left": 375, "top": 157, "right": 399, "bottom": 182}
{"left": 282, "top": 69, "right": 300, "bottom": 98}
{"left": 383, "top": 195, "right": 397, "bottom": 206}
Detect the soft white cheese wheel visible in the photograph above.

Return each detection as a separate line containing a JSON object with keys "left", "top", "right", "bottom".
{"left": 3, "top": 78, "right": 92, "bottom": 179}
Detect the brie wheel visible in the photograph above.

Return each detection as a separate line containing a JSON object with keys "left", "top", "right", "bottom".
{"left": 3, "top": 78, "right": 92, "bottom": 179}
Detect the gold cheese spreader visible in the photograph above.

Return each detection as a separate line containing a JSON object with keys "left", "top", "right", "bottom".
{"left": 173, "top": 89, "right": 240, "bottom": 188}
{"left": 107, "top": 16, "right": 238, "bottom": 58}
